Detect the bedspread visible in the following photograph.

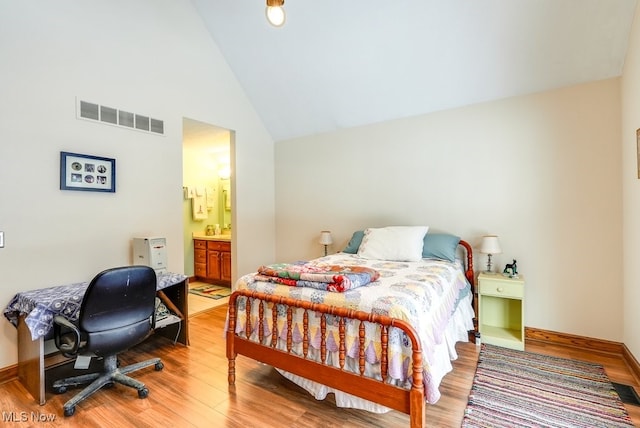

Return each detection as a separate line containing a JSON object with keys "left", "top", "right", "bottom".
{"left": 232, "top": 253, "right": 472, "bottom": 405}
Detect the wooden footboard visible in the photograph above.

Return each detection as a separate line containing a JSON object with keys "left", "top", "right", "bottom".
{"left": 227, "top": 290, "right": 427, "bottom": 428}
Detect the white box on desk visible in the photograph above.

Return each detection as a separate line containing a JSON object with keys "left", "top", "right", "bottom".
{"left": 132, "top": 237, "right": 167, "bottom": 273}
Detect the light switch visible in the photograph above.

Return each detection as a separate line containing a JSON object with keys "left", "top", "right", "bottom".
{"left": 0, "top": 231, "right": 4, "bottom": 248}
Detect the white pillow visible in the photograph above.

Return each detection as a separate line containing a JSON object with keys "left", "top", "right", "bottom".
{"left": 357, "top": 226, "right": 429, "bottom": 261}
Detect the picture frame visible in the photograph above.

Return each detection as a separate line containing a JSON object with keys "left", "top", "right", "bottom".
{"left": 60, "top": 151, "right": 116, "bottom": 192}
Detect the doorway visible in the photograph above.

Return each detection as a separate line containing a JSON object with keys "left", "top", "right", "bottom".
{"left": 182, "top": 117, "right": 233, "bottom": 315}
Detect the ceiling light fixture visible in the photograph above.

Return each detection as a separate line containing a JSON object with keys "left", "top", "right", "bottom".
{"left": 266, "top": 0, "right": 286, "bottom": 27}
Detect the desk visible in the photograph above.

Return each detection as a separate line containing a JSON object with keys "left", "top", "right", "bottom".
{"left": 3, "top": 272, "right": 189, "bottom": 405}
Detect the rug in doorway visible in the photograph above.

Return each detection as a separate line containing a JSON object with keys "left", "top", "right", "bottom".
{"left": 189, "top": 284, "right": 232, "bottom": 300}
{"left": 461, "top": 344, "right": 634, "bottom": 428}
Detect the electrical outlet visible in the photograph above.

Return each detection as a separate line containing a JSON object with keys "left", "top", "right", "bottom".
{"left": 0, "top": 231, "right": 4, "bottom": 248}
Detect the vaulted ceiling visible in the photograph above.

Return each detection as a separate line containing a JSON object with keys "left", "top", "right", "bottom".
{"left": 191, "top": 0, "right": 637, "bottom": 142}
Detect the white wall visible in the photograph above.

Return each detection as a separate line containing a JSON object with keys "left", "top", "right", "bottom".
{"left": 622, "top": 7, "right": 640, "bottom": 359}
{"left": 275, "top": 79, "right": 623, "bottom": 343}
{"left": 0, "top": 0, "right": 275, "bottom": 369}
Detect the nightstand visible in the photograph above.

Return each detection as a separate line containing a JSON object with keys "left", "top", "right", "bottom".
{"left": 478, "top": 272, "right": 525, "bottom": 350}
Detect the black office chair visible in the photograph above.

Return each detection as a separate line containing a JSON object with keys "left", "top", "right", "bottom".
{"left": 52, "top": 266, "right": 164, "bottom": 417}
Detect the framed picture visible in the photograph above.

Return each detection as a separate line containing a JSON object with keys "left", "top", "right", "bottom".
{"left": 60, "top": 151, "right": 116, "bottom": 192}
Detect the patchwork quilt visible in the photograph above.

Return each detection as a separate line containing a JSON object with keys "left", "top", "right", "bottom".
{"left": 231, "top": 253, "right": 472, "bottom": 403}
{"left": 255, "top": 262, "right": 380, "bottom": 292}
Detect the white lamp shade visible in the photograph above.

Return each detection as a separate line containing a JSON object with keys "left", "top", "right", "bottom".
{"left": 479, "top": 235, "right": 502, "bottom": 254}
{"left": 319, "top": 231, "right": 333, "bottom": 245}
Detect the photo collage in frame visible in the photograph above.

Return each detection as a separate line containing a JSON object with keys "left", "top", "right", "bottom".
{"left": 60, "top": 151, "right": 116, "bottom": 192}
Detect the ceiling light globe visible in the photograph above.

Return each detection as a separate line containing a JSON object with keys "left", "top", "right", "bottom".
{"left": 266, "top": 6, "right": 285, "bottom": 27}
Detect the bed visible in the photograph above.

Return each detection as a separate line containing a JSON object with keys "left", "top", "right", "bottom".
{"left": 226, "top": 226, "right": 476, "bottom": 428}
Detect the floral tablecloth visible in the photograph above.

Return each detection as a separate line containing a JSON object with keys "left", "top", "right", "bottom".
{"left": 3, "top": 272, "right": 187, "bottom": 340}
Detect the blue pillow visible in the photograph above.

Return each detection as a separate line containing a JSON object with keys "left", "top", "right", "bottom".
{"left": 422, "top": 233, "right": 460, "bottom": 262}
{"left": 342, "top": 230, "right": 364, "bottom": 254}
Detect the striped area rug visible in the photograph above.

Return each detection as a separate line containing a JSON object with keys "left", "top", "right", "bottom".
{"left": 461, "top": 344, "right": 634, "bottom": 428}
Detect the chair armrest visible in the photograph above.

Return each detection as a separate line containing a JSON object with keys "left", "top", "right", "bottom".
{"left": 53, "top": 315, "right": 81, "bottom": 355}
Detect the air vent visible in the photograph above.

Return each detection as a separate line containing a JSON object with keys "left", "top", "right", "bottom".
{"left": 80, "top": 101, "right": 99, "bottom": 120}
{"left": 100, "top": 106, "right": 117, "bottom": 124}
{"left": 150, "top": 118, "right": 164, "bottom": 134}
{"left": 119, "top": 110, "right": 134, "bottom": 128}
{"left": 135, "top": 114, "right": 150, "bottom": 131}
{"left": 77, "top": 99, "right": 164, "bottom": 136}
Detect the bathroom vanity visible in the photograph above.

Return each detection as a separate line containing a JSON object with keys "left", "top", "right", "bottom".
{"left": 193, "top": 236, "right": 231, "bottom": 286}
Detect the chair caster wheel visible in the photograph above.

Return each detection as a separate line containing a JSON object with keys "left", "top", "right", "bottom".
{"left": 138, "top": 387, "right": 149, "bottom": 398}
{"left": 53, "top": 385, "right": 67, "bottom": 394}
{"left": 63, "top": 406, "right": 75, "bottom": 417}
{"left": 155, "top": 361, "right": 164, "bottom": 371}
{"left": 104, "top": 382, "right": 115, "bottom": 389}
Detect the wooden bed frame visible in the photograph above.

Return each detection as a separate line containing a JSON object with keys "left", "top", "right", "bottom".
{"left": 226, "top": 240, "right": 475, "bottom": 428}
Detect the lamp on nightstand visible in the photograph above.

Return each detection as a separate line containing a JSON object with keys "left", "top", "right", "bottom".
{"left": 479, "top": 235, "right": 502, "bottom": 274}
{"left": 319, "top": 231, "right": 333, "bottom": 256}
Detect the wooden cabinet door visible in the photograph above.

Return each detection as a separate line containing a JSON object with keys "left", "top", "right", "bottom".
{"left": 194, "top": 263, "right": 207, "bottom": 278}
{"left": 194, "top": 241, "right": 208, "bottom": 279}
{"left": 221, "top": 252, "right": 232, "bottom": 282}
{"left": 194, "top": 248, "right": 207, "bottom": 277}
{"left": 207, "top": 250, "right": 221, "bottom": 280}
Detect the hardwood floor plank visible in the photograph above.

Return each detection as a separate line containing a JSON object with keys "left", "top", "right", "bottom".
{"left": 0, "top": 304, "right": 638, "bottom": 427}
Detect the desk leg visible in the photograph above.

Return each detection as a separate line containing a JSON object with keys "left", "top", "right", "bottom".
{"left": 155, "top": 279, "right": 190, "bottom": 346}
{"left": 17, "top": 317, "right": 45, "bottom": 405}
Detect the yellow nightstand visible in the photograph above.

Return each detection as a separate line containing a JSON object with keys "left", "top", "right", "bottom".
{"left": 478, "top": 272, "right": 525, "bottom": 350}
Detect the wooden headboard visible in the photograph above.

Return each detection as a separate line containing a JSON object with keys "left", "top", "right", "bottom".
{"left": 459, "top": 239, "right": 477, "bottom": 336}
{"left": 458, "top": 239, "right": 475, "bottom": 286}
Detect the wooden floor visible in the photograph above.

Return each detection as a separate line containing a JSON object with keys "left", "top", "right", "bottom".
{"left": 1, "top": 305, "right": 639, "bottom": 427}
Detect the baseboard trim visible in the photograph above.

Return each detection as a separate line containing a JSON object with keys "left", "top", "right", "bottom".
{"left": 525, "top": 327, "right": 624, "bottom": 354}
{"left": 0, "top": 364, "right": 17, "bottom": 385}
{"left": 623, "top": 343, "right": 640, "bottom": 385}
{"left": 525, "top": 327, "right": 640, "bottom": 384}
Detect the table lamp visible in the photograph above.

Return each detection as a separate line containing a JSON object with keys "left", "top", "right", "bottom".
{"left": 479, "top": 235, "right": 502, "bottom": 274}
{"left": 319, "top": 231, "right": 333, "bottom": 256}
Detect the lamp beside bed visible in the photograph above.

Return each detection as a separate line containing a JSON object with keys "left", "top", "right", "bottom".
{"left": 479, "top": 234, "right": 502, "bottom": 274}
{"left": 318, "top": 230, "right": 333, "bottom": 256}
